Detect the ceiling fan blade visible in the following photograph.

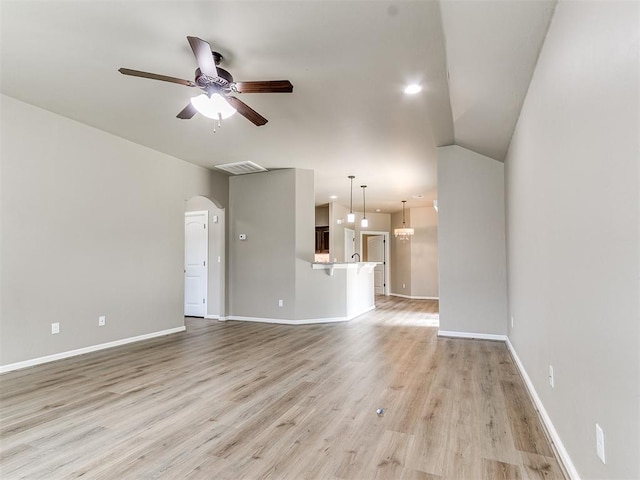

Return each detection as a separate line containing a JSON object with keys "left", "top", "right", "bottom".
{"left": 176, "top": 103, "right": 197, "bottom": 119}
{"left": 187, "top": 36, "right": 217, "bottom": 78}
{"left": 226, "top": 96, "right": 268, "bottom": 126}
{"left": 118, "top": 68, "right": 196, "bottom": 87}
{"left": 234, "top": 80, "right": 293, "bottom": 94}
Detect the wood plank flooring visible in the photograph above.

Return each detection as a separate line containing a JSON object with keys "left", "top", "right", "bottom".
{"left": 0, "top": 296, "right": 565, "bottom": 479}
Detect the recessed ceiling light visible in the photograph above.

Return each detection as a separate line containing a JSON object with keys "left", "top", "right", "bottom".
{"left": 329, "top": 195, "right": 338, "bottom": 199}
{"left": 375, "top": 209, "right": 381, "bottom": 212}
{"left": 412, "top": 193, "right": 425, "bottom": 199}
{"left": 404, "top": 84, "right": 422, "bottom": 95}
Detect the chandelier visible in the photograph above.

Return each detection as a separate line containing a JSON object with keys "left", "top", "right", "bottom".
{"left": 394, "top": 200, "right": 414, "bottom": 240}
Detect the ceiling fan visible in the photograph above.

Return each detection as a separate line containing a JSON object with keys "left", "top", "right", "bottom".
{"left": 118, "top": 36, "right": 293, "bottom": 126}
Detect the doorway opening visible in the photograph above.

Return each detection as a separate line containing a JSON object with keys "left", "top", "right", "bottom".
{"left": 185, "top": 196, "right": 225, "bottom": 319}
{"left": 359, "top": 231, "right": 390, "bottom": 296}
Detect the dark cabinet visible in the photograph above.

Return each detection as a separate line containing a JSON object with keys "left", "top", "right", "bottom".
{"left": 315, "top": 226, "right": 330, "bottom": 253}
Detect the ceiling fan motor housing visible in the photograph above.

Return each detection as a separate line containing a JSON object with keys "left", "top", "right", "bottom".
{"left": 195, "top": 67, "right": 234, "bottom": 93}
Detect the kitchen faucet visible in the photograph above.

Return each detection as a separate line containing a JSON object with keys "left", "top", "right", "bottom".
{"left": 351, "top": 253, "right": 360, "bottom": 262}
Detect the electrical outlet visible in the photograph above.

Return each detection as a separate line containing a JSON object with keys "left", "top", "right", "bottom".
{"left": 278, "top": 299, "right": 284, "bottom": 307}
{"left": 549, "top": 365, "right": 554, "bottom": 388}
{"left": 402, "top": 283, "right": 406, "bottom": 289}
{"left": 596, "top": 424, "right": 606, "bottom": 463}
{"left": 51, "top": 322, "right": 60, "bottom": 334}
{"left": 98, "top": 315, "right": 106, "bottom": 326}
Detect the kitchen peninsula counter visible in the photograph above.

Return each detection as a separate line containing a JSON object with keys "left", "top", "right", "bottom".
{"left": 309, "top": 261, "right": 380, "bottom": 320}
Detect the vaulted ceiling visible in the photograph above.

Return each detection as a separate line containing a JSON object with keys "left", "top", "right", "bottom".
{"left": 1, "top": 0, "right": 556, "bottom": 213}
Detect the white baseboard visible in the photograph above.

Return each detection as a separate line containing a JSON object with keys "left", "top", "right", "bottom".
{"left": 227, "top": 305, "right": 375, "bottom": 326}
{"left": 0, "top": 326, "right": 186, "bottom": 374}
{"left": 438, "top": 330, "right": 507, "bottom": 342}
{"left": 227, "top": 316, "right": 348, "bottom": 325}
{"left": 204, "top": 314, "right": 220, "bottom": 320}
{"left": 506, "top": 338, "right": 580, "bottom": 480}
{"left": 390, "top": 293, "right": 439, "bottom": 300}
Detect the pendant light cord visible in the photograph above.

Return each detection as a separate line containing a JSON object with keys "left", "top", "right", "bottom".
{"left": 402, "top": 200, "right": 406, "bottom": 226}
{"left": 348, "top": 175, "right": 355, "bottom": 213}
{"left": 361, "top": 185, "right": 367, "bottom": 218}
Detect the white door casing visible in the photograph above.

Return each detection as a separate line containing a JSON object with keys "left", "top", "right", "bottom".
{"left": 185, "top": 211, "right": 208, "bottom": 317}
{"left": 344, "top": 228, "right": 355, "bottom": 262}
{"left": 367, "top": 235, "right": 385, "bottom": 295}
{"left": 360, "top": 230, "right": 389, "bottom": 295}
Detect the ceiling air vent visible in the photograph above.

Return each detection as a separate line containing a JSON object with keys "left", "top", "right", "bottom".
{"left": 214, "top": 161, "right": 267, "bottom": 175}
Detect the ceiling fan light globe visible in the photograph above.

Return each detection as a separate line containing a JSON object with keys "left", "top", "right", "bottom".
{"left": 191, "top": 93, "right": 236, "bottom": 120}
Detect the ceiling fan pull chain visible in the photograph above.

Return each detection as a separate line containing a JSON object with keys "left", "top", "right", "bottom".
{"left": 218, "top": 113, "right": 222, "bottom": 129}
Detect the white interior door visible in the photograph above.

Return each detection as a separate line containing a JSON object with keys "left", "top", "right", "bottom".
{"left": 344, "top": 228, "right": 355, "bottom": 262}
{"left": 367, "top": 235, "right": 385, "bottom": 295}
{"left": 185, "top": 212, "right": 208, "bottom": 317}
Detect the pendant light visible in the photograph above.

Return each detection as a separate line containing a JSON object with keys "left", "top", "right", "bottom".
{"left": 347, "top": 175, "right": 355, "bottom": 223}
{"left": 360, "top": 185, "right": 368, "bottom": 228}
{"left": 394, "top": 200, "right": 414, "bottom": 240}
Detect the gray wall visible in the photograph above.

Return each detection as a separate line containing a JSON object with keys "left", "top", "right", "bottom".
{"left": 0, "top": 95, "right": 229, "bottom": 366}
{"left": 229, "top": 169, "right": 347, "bottom": 321}
{"left": 359, "top": 212, "right": 391, "bottom": 238}
{"left": 437, "top": 145, "right": 507, "bottom": 336}
{"left": 229, "top": 170, "right": 297, "bottom": 320}
{"left": 409, "top": 207, "right": 439, "bottom": 298}
{"left": 295, "top": 171, "right": 347, "bottom": 319}
{"left": 390, "top": 209, "right": 413, "bottom": 296}
{"left": 329, "top": 202, "right": 349, "bottom": 262}
{"left": 390, "top": 207, "right": 439, "bottom": 298}
{"left": 505, "top": 1, "right": 639, "bottom": 478}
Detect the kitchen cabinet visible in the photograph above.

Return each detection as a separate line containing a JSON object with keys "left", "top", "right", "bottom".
{"left": 315, "top": 226, "right": 330, "bottom": 253}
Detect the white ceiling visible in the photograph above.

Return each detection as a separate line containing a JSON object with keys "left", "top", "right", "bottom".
{"left": 0, "top": 0, "right": 555, "bottom": 213}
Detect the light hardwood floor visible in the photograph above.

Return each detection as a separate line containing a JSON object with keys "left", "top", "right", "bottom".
{"left": 1, "top": 296, "right": 565, "bottom": 479}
